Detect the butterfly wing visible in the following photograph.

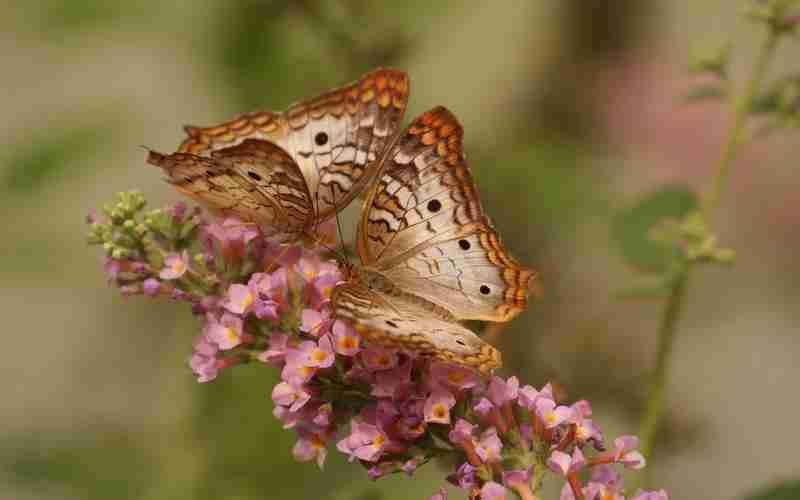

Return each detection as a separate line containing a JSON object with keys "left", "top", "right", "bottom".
{"left": 332, "top": 283, "right": 501, "bottom": 373}
{"left": 357, "top": 106, "right": 536, "bottom": 322}
{"left": 178, "top": 68, "right": 410, "bottom": 222}
{"left": 146, "top": 139, "right": 313, "bottom": 240}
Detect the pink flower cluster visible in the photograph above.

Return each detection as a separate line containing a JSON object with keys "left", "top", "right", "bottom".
{"left": 87, "top": 195, "right": 669, "bottom": 499}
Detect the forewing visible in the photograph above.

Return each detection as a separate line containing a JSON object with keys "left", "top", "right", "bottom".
{"left": 177, "top": 68, "right": 410, "bottom": 221}
{"left": 332, "top": 283, "right": 501, "bottom": 374}
{"left": 146, "top": 139, "right": 312, "bottom": 239}
{"left": 358, "top": 106, "right": 536, "bottom": 321}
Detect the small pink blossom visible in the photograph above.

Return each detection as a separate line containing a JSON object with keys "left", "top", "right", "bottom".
{"left": 487, "top": 376, "right": 518, "bottom": 406}
{"left": 535, "top": 398, "right": 574, "bottom": 429}
{"left": 613, "top": 435, "right": 646, "bottom": 469}
{"left": 517, "top": 383, "right": 553, "bottom": 410}
{"left": 480, "top": 481, "right": 506, "bottom": 500}
{"left": 331, "top": 320, "right": 360, "bottom": 356}
{"left": 189, "top": 335, "right": 219, "bottom": 383}
{"left": 205, "top": 313, "right": 244, "bottom": 350}
{"left": 361, "top": 345, "right": 399, "bottom": 371}
{"left": 159, "top": 251, "right": 188, "bottom": 280}
{"left": 547, "top": 448, "right": 586, "bottom": 477}
{"left": 336, "top": 421, "right": 389, "bottom": 463}
{"left": 300, "top": 308, "right": 331, "bottom": 337}
{"left": 423, "top": 389, "right": 456, "bottom": 424}
{"left": 223, "top": 283, "right": 255, "bottom": 315}
{"left": 142, "top": 278, "right": 160, "bottom": 296}
{"left": 257, "top": 332, "right": 289, "bottom": 366}
{"left": 272, "top": 381, "right": 311, "bottom": 412}
{"left": 448, "top": 419, "right": 476, "bottom": 445}
{"left": 474, "top": 427, "right": 502, "bottom": 463}
{"left": 430, "top": 362, "right": 480, "bottom": 390}
{"left": 292, "top": 432, "right": 328, "bottom": 468}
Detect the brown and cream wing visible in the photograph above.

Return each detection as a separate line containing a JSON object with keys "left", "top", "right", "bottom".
{"left": 332, "top": 283, "right": 501, "bottom": 374}
{"left": 146, "top": 139, "right": 313, "bottom": 239}
{"left": 177, "top": 68, "right": 410, "bottom": 220}
{"left": 358, "top": 106, "right": 536, "bottom": 322}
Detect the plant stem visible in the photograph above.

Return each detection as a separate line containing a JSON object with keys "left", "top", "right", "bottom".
{"left": 637, "top": 264, "right": 690, "bottom": 461}
{"left": 635, "top": 21, "right": 782, "bottom": 489}
{"left": 704, "top": 26, "right": 780, "bottom": 220}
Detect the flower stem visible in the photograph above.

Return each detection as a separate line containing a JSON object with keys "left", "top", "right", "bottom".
{"left": 704, "top": 25, "right": 780, "bottom": 220}
{"left": 637, "top": 264, "right": 690, "bottom": 462}
{"left": 635, "top": 20, "right": 782, "bottom": 488}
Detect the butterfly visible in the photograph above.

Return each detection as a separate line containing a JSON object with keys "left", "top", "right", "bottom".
{"left": 332, "top": 106, "right": 537, "bottom": 374}
{"left": 145, "top": 68, "right": 410, "bottom": 241}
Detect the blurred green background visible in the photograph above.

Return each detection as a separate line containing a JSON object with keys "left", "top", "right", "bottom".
{"left": 2, "top": 1, "right": 799, "bottom": 499}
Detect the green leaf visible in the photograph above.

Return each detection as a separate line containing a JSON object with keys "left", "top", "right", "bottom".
{"left": 611, "top": 185, "right": 698, "bottom": 273}
{"left": 743, "top": 479, "right": 800, "bottom": 500}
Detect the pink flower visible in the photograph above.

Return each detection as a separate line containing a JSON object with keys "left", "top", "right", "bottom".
{"left": 430, "top": 362, "right": 480, "bottom": 390}
{"left": 248, "top": 270, "right": 287, "bottom": 320}
{"left": 613, "top": 435, "right": 646, "bottom": 469}
{"left": 205, "top": 313, "right": 244, "bottom": 350}
{"left": 281, "top": 348, "right": 318, "bottom": 387}
{"left": 189, "top": 335, "right": 219, "bottom": 383}
{"left": 272, "top": 381, "right": 311, "bottom": 412}
{"left": 487, "top": 376, "right": 518, "bottom": 406}
{"left": 517, "top": 383, "right": 553, "bottom": 410}
{"left": 203, "top": 217, "right": 259, "bottom": 261}
{"left": 372, "top": 359, "right": 412, "bottom": 398}
{"left": 547, "top": 448, "right": 586, "bottom": 477}
{"left": 222, "top": 283, "right": 255, "bottom": 315}
{"left": 447, "top": 462, "right": 476, "bottom": 489}
{"left": 303, "top": 336, "right": 335, "bottom": 369}
{"left": 142, "top": 278, "right": 160, "bottom": 296}
{"left": 474, "top": 427, "right": 502, "bottom": 463}
{"left": 480, "top": 481, "right": 507, "bottom": 500}
{"left": 257, "top": 332, "right": 289, "bottom": 367}
{"left": 423, "top": 389, "right": 456, "bottom": 424}
{"left": 336, "top": 421, "right": 389, "bottom": 463}
{"left": 331, "top": 320, "right": 360, "bottom": 356}
{"left": 502, "top": 467, "right": 533, "bottom": 489}
{"left": 159, "top": 251, "right": 188, "bottom": 280}
{"left": 361, "top": 345, "right": 399, "bottom": 371}
{"left": 300, "top": 308, "right": 331, "bottom": 337}
{"left": 535, "top": 398, "right": 574, "bottom": 429}
{"left": 473, "top": 397, "right": 495, "bottom": 417}
{"left": 448, "top": 419, "right": 476, "bottom": 446}
{"left": 292, "top": 431, "right": 328, "bottom": 469}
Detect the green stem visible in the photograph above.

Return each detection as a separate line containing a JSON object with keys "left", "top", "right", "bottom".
{"left": 704, "top": 27, "right": 780, "bottom": 220}
{"left": 637, "top": 264, "right": 690, "bottom": 461}
{"left": 634, "top": 20, "right": 783, "bottom": 489}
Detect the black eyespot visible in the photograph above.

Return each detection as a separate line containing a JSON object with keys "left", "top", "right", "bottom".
{"left": 480, "top": 285, "right": 491, "bottom": 295}
{"left": 247, "top": 171, "right": 262, "bottom": 181}
{"left": 456, "top": 339, "right": 466, "bottom": 346}
{"left": 458, "top": 239, "right": 470, "bottom": 250}
{"left": 315, "top": 132, "right": 328, "bottom": 146}
{"left": 427, "top": 199, "right": 442, "bottom": 212}
{"left": 386, "top": 320, "right": 398, "bottom": 328}
{"left": 205, "top": 170, "right": 214, "bottom": 177}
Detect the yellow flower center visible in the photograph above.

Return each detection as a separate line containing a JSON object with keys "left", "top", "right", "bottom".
{"left": 172, "top": 260, "right": 186, "bottom": 274}
{"left": 448, "top": 372, "right": 466, "bottom": 384}
{"left": 224, "top": 327, "right": 238, "bottom": 343}
{"left": 433, "top": 404, "right": 448, "bottom": 420}
{"left": 311, "top": 349, "right": 328, "bottom": 363}
{"left": 545, "top": 412, "right": 557, "bottom": 425}
{"left": 338, "top": 336, "right": 358, "bottom": 350}
{"left": 373, "top": 434, "right": 386, "bottom": 447}
{"left": 242, "top": 292, "right": 254, "bottom": 309}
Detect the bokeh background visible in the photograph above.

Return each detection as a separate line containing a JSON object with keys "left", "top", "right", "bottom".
{"left": 2, "top": 1, "right": 799, "bottom": 499}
